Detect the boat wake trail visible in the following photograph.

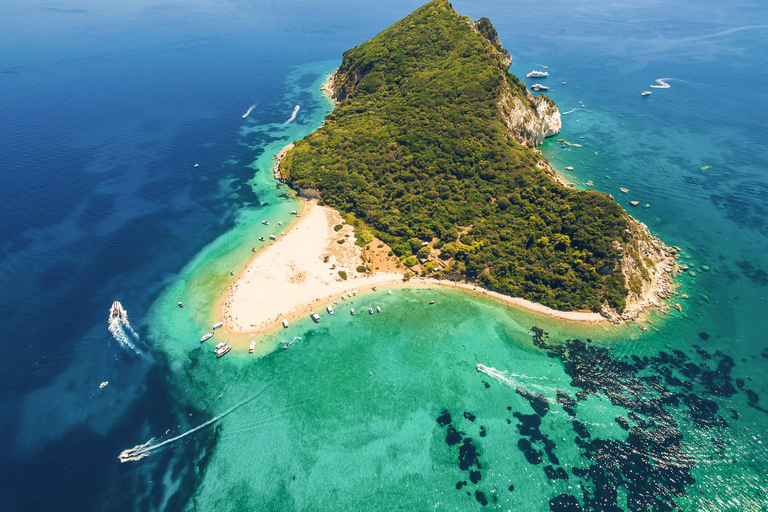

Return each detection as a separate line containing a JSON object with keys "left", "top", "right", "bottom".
{"left": 477, "top": 363, "right": 552, "bottom": 392}
{"left": 118, "top": 377, "right": 278, "bottom": 463}
{"left": 650, "top": 78, "right": 672, "bottom": 89}
{"left": 108, "top": 301, "right": 141, "bottom": 354}
{"left": 283, "top": 104, "right": 300, "bottom": 124}
{"left": 241, "top": 103, "right": 256, "bottom": 119}
{"left": 561, "top": 108, "right": 577, "bottom": 115}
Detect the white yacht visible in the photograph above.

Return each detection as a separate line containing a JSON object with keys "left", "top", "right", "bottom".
{"left": 200, "top": 332, "right": 214, "bottom": 343}
{"left": 326, "top": 305, "right": 335, "bottom": 315}
{"left": 531, "top": 84, "right": 549, "bottom": 91}
{"left": 526, "top": 70, "right": 549, "bottom": 78}
{"left": 212, "top": 321, "right": 223, "bottom": 330}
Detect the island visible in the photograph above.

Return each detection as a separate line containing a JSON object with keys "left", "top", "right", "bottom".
{"left": 223, "top": 0, "right": 676, "bottom": 335}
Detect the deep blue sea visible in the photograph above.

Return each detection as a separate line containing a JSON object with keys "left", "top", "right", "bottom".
{"left": 1, "top": 1, "right": 767, "bottom": 510}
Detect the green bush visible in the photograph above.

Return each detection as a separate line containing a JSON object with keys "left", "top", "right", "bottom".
{"left": 334, "top": 224, "right": 343, "bottom": 232}
{"left": 279, "top": 0, "right": 633, "bottom": 312}
{"left": 356, "top": 265, "right": 367, "bottom": 273}
{"left": 405, "top": 256, "right": 419, "bottom": 267}
{"left": 338, "top": 271, "right": 348, "bottom": 280}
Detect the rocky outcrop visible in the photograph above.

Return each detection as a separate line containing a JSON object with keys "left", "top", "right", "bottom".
{"left": 498, "top": 86, "right": 562, "bottom": 147}
{"left": 473, "top": 17, "right": 512, "bottom": 67}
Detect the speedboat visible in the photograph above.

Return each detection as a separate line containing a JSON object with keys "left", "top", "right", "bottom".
{"left": 326, "top": 305, "right": 335, "bottom": 315}
{"left": 99, "top": 381, "right": 109, "bottom": 389}
{"left": 531, "top": 84, "right": 549, "bottom": 91}
{"left": 429, "top": 300, "right": 436, "bottom": 305}
{"left": 310, "top": 312, "right": 321, "bottom": 323}
{"left": 109, "top": 301, "right": 125, "bottom": 323}
{"left": 278, "top": 221, "right": 283, "bottom": 226}
{"left": 178, "top": 302, "right": 184, "bottom": 308}
{"left": 526, "top": 70, "right": 549, "bottom": 78}
{"left": 641, "top": 91, "right": 652, "bottom": 96}
{"left": 259, "top": 236, "right": 265, "bottom": 241}
{"left": 200, "top": 332, "right": 214, "bottom": 343}
{"left": 350, "top": 308, "right": 355, "bottom": 315}
{"left": 376, "top": 306, "right": 381, "bottom": 313}
{"left": 369, "top": 307, "right": 374, "bottom": 314}
{"left": 249, "top": 340, "right": 256, "bottom": 353}
{"left": 282, "top": 319, "right": 289, "bottom": 328}
{"left": 262, "top": 220, "right": 269, "bottom": 225}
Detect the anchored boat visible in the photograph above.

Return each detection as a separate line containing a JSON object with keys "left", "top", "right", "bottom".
{"left": 200, "top": 332, "right": 214, "bottom": 343}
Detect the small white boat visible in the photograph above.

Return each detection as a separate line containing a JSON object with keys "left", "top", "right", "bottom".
{"left": 109, "top": 301, "right": 126, "bottom": 324}
{"left": 242, "top": 104, "right": 256, "bottom": 119}
{"left": 212, "top": 321, "right": 223, "bottom": 330}
{"left": 177, "top": 302, "right": 184, "bottom": 308}
{"left": 269, "top": 234, "right": 277, "bottom": 240}
{"left": 310, "top": 312, "right": 321, "bottom": 323}
{"left": 376, "top": 306, "right": 381, "bottom": 313}
{"left": 388, "top": 290, "right": 392, "bottom": 295}
{"left": 259, "top": 236, "right": 265, "bottom": 241}
{"left": 99, "top": 381, "right": 108, "bottom": 389}
{"left": 531, "top": 84, "right": 549, "bottom": 91}
{"left": 429, "top": 300, "right": 436, "bottom": 305}
{"left": 262, "top": 220, "right": 269, "bottom": 225}
{"left": 278, "top": 221, "right": 283, "bottom": 226}
{"left": 200, "top": 332, "right": 214, "bottom": 343}
{"left": 290, "top": 210, "right": 297, "bottom": 215}
{"left": 280, "top": 232, "right": 285, "bottom": 236}
{"left": 326, "top": 305, "right": 335, "bottom": 315}
{"left": 353, "top": 291, "right": 357, "bottom": 296}
{"left": 526, "top": 70, "right": 549, "bottom": 78}
{"left": 215, "top": 341, "right": 226, "bottom": 350}
{"left": 350, "top": 308, "right": 355, "bottom": 315}
{"left": 283, "top": 340, "right": 294, "bottom": 350}
{"left": 282, "top": 319, "right": 289, "bottom": 328}
{"left": 368, "top": 307, "right": 373, "bottom": 314}
{"left": 641, "top": 91, "right": 652, "bottom": 96}
{"left": 230, "top": 270, "right": 235, "bottom": 276}
{"left": 341, "top": 295, "right": 346, "bottom": 301}
{"left": 249, "top": 340, "right": 255, "bottom": 353}
{"left": 347, "top": 292, "right": 352, "bottom": 298}
{"left": 333, "top": 301, "right": 339, "bottom": 305}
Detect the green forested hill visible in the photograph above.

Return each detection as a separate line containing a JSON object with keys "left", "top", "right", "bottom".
{"left": 280, "top": 0, "right": 637, "bottom": 312}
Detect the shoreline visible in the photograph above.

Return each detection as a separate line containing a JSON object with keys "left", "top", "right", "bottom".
{"left": 213, "top": 72, "right": 677, "bottom": 349}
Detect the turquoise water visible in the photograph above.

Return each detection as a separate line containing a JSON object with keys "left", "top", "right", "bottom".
{"left": 3, "top": 0, "right": 767, "bottom": 510}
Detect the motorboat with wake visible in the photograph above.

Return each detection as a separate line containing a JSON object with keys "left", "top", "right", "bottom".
{"left": 109, "top": 301, "right": 126, "bottom": 324}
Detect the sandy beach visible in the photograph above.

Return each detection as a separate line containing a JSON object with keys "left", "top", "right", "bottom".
{"left": 221, "top": 198, "right": 609, "bottom": 337}
{"left": 221, "top": 201, "right": 403, "bottom": 333}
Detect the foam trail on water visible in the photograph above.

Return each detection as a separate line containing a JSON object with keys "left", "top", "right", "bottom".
{"left": 118, "top": 378, "right": 278, "bottom": 462}
{"left": 561, "top": 108, "right": 577, "bottom": 115}
{"left": 283, "top": 104, "right": 300, "bottom": 124}
{"left": 650, "top": 78, "right": 672, "bottom": 89}
{"left": 477, "top": 364, "right": 554, "bottom": 394}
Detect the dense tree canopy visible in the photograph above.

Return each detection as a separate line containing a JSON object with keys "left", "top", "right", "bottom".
{"left": 281, "top": 0, "right": 632, "bottom": 312}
